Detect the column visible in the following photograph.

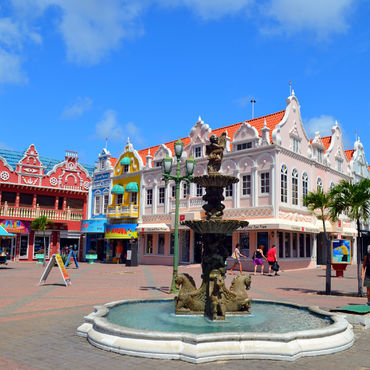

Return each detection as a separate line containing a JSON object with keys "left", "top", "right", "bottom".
{"left": 312, "top": 234, "right": 317, "bottom": 266}
{"left": 152, "top": 183, "right": 157, "bottom": 215}
{"left": 234, "top": 170, "right": 240, "bottom": 209}
{"left": 271, "top": 163, "right": 276, "bottom": 215}
{"left": 164, "top": 183, "right": 170, "bottom": 214}
{"left": 252, "top": 166, "right": 258, "bottom": 207}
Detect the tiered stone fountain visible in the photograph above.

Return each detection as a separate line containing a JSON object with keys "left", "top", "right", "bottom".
{"left": 175, "top": 132, "right": 251, "bottom": 320}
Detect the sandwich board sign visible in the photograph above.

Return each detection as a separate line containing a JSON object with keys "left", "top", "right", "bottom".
{"left": 39, "top": 254, "right": 72, "bottom": 286}
{"left": 65, "top": 250, "right": 79, "bottom": 269}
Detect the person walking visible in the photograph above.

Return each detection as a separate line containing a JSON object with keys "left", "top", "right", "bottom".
{"left": 253, "top": 245, "right": 266, "bottom": 275}
{"left": 229, "top": 244, "right": 246, "bottom": 275}
{"left": 267, "top": 244, "right": 279, "bottom": 276}
{"left": 361, "top": 244, "right": 370, "bottom": 306}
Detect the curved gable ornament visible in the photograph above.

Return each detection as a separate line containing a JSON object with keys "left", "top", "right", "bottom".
{"left": 153, "top": 144, "right": 172, "bottom": 162}
{"left": 189, "top": 116, "right": 211, "bottom": 143}
{"left": 232, "top": 121, "right": 259, "bottom": 146}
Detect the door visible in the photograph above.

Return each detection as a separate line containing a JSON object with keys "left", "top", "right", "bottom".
{"left": 20, "top": 235, "right": 29, "bottom": 259}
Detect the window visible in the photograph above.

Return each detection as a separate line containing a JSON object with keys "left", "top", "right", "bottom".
{"left": 239, "top": 232, "right": 250, "bottom": 258}
{"left": 278, "top": 232, "right": 283, "bottom": 258}
{"left": 66, "top": 198, "right": 84, "bottom": 210}
{"left": 317, "top": 177, "right": 323, "bottom": 191}
{"left": 242, "top": 175, "right": 251, "bottom": 196}
{"left": 317, "top": 149, "right": 324, "bottom": 163}
{"left": 257, "top": 232, "right": 269, "bottom": 250}
{"left": 1, "top": 191, "right": 16, "bottom": 205}
{"left": 305, "top": 234, "right": 311, "bottom": 257}
{"left": 329, "top": 182, "right": 335, "bottom": 190}
{"left": 145, "top": 234, "right": 153, "bottom": 254}
{"left": 236, "top": 142, "right": 252, "bottom": 151}
{"left": 284, "top": 233, "right": 291, "bottom": 258}
{"left": 171, "top": 185, "right": 176, "bottom": 198}
{"left": 155, "top": 161, "right": 162, "bottom": 167}
{"left": 130, "top": 192, "right": 137, "bottom": 204}
{"left": 123, "top": 164, "right": 129, "bottom": 173}
{"left": 116, "top": 194, "right": 123, "bottom": 204}
{"left": 170, "top": 233, "right": 175, "bottom": 255}
{"left": 19, "top": 193, "right": 33, "bottom": 207}
{"left": 34, "top": 236, "right": 50, "bottom": 257}
{"left": 94, "top": 195, "right": 101, "bottom": 214}
{"left": 225, "top": 184, "right": 233, "bottom": 198}
{"left": 37, "top": 195, "right": 55, "bottom": 209}
{"left": 260, "top": 172, "right": 270, "bottom": 194}
{"left": 281, "top": 165, "right": 287, "bottom": 203}
{"left": 159, "top": 187, "right": 165, "bottom": 204}
{"left": 20, "top": 235, "right": 28, "bottom": 258}
{"left": 103, "top": 194, "right": 109, "bottom": 214}
{"left": 292, "top": 169, "right": 298, "bottom": 206}
{"left": 58, "top": 197, "right": 64, "bottom": 210}
{"left": 299, "top": 233, "right": 305, "bottom": 257}
{"left": 158, "top": 234, "right": 165, "bottom": 255}
{"left": 196, "top": 184, "right": 203, "bottom": 197}
{"left": 146, "top": 189, "right": 153, "bottom": 205}
{"left": 292, "top": 233, "right": 298, "bottom": 257}
{"left": 291, "top": 137, "right": 300, "bottom": 153}
{"left": 302, "top": 172, "right": 308, "bottom": 200}
{"left": 194, "top": 146, "right": 202, "bottom": 158}
{"left": 336, "top": 159, "right": 343, "bottom": 172}
{"left": 183, "top": 182, "right": 189, "bottom": 198}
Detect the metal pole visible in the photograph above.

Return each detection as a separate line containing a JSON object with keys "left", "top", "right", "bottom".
{"left": 170, "top": 157, "right": 181, "bottom": 293}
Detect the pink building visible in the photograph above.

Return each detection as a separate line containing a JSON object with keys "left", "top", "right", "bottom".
{"left": 123, "top": 93, "right": 365, "bottom": 270}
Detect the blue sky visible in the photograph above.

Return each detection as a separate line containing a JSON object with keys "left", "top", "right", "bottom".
{"left": 0, "top": 0, "right": 369, "bottom": 165}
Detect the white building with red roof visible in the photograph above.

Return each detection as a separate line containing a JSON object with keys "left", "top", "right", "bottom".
{"left": 112, "top": 92, "right": 362, "bottom": 270}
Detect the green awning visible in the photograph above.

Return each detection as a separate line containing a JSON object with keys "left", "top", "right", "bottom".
{"left": 120, "top": 157, "right": 130, "bottom": 165}
{"left": 111, "top": 184, "right": 125, "bottom": 195}
{"left": 125, "top": 182, "right": 139, "bottom": 193}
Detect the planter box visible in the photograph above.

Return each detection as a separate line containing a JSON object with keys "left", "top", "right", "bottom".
{"left": 35, "top": 254, "right": 44, "bottom": 264}
{"left": 86, "top": 254, "right": 97, "bottom": 264}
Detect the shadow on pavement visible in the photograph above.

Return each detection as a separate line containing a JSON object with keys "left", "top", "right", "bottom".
{"left": 277, "top": 287, "right": 359, "bottom": 297}
{"left": 140, "top": 286, "right": 170, "bottom": 294}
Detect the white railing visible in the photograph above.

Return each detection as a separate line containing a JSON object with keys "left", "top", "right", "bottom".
{"left": 0, "top": 203, "right": 83, "bottom": 221}
{"left": 107, "top": 204, "right": 139, "bottom": 218}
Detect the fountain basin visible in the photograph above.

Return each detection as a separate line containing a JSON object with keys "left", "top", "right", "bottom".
{"left": 77, "top": 298, "right": 354, "bottom": 363}
{"left": 182, "top": 219, "right": 249, "bottom": 234}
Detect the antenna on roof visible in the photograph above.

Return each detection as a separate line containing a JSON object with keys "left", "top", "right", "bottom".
{"left": 250, "top": 99, "right": 256, "bottom": 119}
{"left": 289, "top": 81, "right": 292, "bottom": 96}
{"left": 105, "top": 137, "right": 108, "bottom": 150}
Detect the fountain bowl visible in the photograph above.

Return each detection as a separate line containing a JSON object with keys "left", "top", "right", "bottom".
{"left": 77, "top": 298, "right": 354, "bottom": 364}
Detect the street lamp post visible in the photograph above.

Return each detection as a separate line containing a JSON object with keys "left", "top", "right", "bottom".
{"left": 162, "top": 138, "right": 195, "bottom": 294}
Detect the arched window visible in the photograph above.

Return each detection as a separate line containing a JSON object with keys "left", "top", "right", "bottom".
{"left": 317, "top": 177, "right": 323, "bottom": 191}
{"left": 292, "top": 169, "right": 298, "bottom": 205}
{"left": 281, "top": 165, "right": 288, "bottom": 203}
{"left": 329, "top": 182, "right": 335, "bottom": 190}
{"left": 302, "top": 172, "right": 308, "bottom": 200}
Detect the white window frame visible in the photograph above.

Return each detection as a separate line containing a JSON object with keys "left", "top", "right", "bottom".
{"left": 242, "top": 174, "right": 251, "bottom": 196}
{"left": 196, "top": 184, "right": 203, "bottom": 197}
{"left": 94, "top": 193, "right": 101, "bottom": 215}
{"left": 146, "top": 188, "right": 153, "bottom": 206}
{"left": 183, "top": 182, "right": 189, "bottom": 198}
{"left": 194, "top": 146, "right": 202, "bottom": 158}
{"left": 225, "top": 184, "right": 233, "bottom": 198}
{"left": 292, "top": 168, "right": 298, "bottom": 206}
{"left": 336, "top": 159, "right": 343, "bottom": 172}
{"left": 236, "top": 142, "right": 253, "bottom": 151}
{"left": 281, "top": 165, "right": 288, "bottom": 203}
{"left": 317, "top": 149, "right": 324, "bottom": 163}
{"left": 317, "top": 177, "right": 323, "bottom": 191}
{"left": 302, "top": 172, "right": 308, "bottom": 201}
{"left": 260, "top": 171, "right": 270, "bottom": 194}
{"left": 130, "top": 192, "right": 138, "bottom": 204}
{"left": 103, "top": 193, "right": 109, "bottom": 214}
{"left": 158, "top": 187, "right": 165, "bottom": 204}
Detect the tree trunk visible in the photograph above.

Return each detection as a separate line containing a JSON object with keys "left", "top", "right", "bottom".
{"left": 356, "top": 219, "right": 363, "bottom": 297}
{"left": 323, "top": 218, "right": 331, "bottom": 295}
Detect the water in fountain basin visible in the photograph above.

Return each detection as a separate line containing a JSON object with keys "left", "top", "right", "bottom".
{"left": 106, "top": 300, "right": 332, "bottom": 334}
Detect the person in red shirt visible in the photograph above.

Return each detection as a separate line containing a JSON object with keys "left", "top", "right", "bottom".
{"left": 267, "top": 244, "right": 279, "bottom": 276}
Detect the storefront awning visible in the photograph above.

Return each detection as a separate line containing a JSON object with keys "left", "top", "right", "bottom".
{"left": 240, "top": 218, "right": 320, "bottom": 233}
{"left": 105, "top": 224, "right": 138, "bottom": 239}
{"left": 111, "top": 184, "right": 125, "bottom": 194}
{"left": 0, "top": 225, "right": 15, "bottom": 237}
{"left": 125, "top": 182, "right": 139, "bottom": 193}
{"left": 81, "top": 219, "right": 106, "bottom": 233}
{"left": 136, "top": 223, "right": 171, "bottom": 232}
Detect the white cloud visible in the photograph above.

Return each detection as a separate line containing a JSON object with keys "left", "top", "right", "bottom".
{"left": 235, "top": 95, "right": 255, "bottom": 108}
{"left": 0, "top": 142, "right": 16, "bottom": 150}
{"left": 125, "top": 121, "right": 145, "bottom": 145}
{"left": 263, "top": 0, "right": 355, "bottom": 38}
{"left": 0, "top": 48, "right": 27, "bottom": 84}
{"left": 304, "top": 115, "right": 336, "bottom": 138}
{"left": 95, "top": 110, "right": 124, "bottom": 141}
{"left": 62, "top": 96, "right": 93, "bottom": 119}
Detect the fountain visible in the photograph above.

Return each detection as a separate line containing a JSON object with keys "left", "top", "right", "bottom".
{"left": 77, "top": 132, "right": 354, "bottom": 363}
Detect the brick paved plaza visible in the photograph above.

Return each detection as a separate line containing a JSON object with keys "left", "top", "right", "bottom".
{"left": 1, "top": 261, "right": 369, "bottom": 370}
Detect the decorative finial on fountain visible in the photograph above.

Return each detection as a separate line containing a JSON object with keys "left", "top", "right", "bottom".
{"left": 206, "top": 132, "right": 227, "bottom": 174}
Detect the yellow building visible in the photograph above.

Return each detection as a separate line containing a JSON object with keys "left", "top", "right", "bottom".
{"left": 105, "top": 139, "right": 143, "bottom": 264}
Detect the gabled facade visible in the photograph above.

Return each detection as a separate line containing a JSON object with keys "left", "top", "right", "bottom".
{"left": 132, "top": 92, "right": 360, "bottom": 270}
{"left": 0, "top": 145, "right": 93, "bottom": 261}
{"left": 82, "top": 148, "right": 116, "bottom": 261}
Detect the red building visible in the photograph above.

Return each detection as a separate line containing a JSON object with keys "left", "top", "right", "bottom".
{"left": 0, "top": 145, "right": 93, "bottom": 261}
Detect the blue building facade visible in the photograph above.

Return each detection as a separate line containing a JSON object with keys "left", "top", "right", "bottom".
{"left": 82, "top": 148, "right": 115, "bottom": 261}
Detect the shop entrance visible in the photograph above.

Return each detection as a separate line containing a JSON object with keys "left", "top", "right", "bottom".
{"left": 109, "top": 239, "right": 128, "bottom": 263}
{"left": 60, "top": 238, "right": 79, "bottom": 256}
{"left": 1, "top": 237, "right": 16, "bottom": 260}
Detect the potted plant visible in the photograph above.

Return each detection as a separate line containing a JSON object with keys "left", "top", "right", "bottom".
{"left": 35, "top": 249, "right": 44, "bottom": 264}
{"left": 86, "top": 249, "right": 97, "bottom": 264}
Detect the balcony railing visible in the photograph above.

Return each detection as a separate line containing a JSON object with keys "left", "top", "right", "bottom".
{"left": 0, "top": 203, "right": 83, "bottom": 222}
{"left": 107, "top": 204, "right": 139, "bottom": 218}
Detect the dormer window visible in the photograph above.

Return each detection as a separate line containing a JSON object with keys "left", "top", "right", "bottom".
{"left": 317, "top": 149, "right": 324, "bottom": 163}
{"left": 123, "top": 164, "right": 129, "bottom": 173}
{"left": 291, "top": 138, "right": 300, "bottom": 154}
{"left": 336, "top": 159, "right": 343, "bottom": 172}
{"left": 155, "top": 161, "right": 162, "bottom": 167}
{"left": 236, "top": 142, "right": 252, "bottom": 151}
{"left": 120, "top": 157, "right": 130, "bottom": 173}
{"left": 194, "top": 146, "right": 202, "bottom": 158}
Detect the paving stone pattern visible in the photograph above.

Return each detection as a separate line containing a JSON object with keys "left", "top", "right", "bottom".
{"left": 1, "top": 262, "right": 370, "bottom": 369}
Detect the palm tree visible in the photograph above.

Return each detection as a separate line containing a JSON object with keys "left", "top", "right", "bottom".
{"left": 303, "top": 188, "right": 333, "bottom": 295}
{"left": 330, "top": 178, "right": 370, "bottom": 297}
{"left": 31, "top": 216, "right": 53, "bottom": 267}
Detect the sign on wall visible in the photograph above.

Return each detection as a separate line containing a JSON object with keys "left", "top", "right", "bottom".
{"left": 105, "top": 224, "right": 138, "bottom": 239}
{"left": 331, "top": 240, "right": 351, "bottom": 264}
{"left": 81, "top": 219, "right": 106, "bottom": 233}
{"left": 0, "top": 220, "right": 30, "bottom": 233}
